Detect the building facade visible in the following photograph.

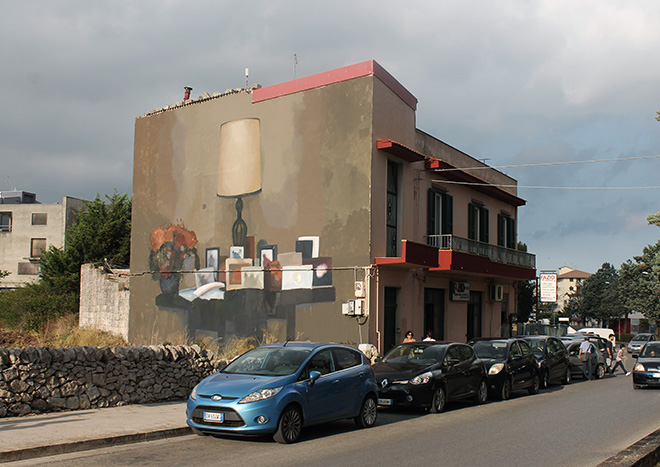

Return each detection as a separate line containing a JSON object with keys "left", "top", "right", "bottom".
{"left": 0, "top": 191, "right": 85, "bottom": 290}
{"left": 555, "top": 266, "right": 591, "bottom": 313}
{"left": 130, "top": 60, "right": 536, "bottom": 351}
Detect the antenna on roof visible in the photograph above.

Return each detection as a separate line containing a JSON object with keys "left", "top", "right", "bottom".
{"left": 293, "top": 54, "right": 298, "bottom": 79}
{"left": 245, "top": 68, "right": 249, "bottom": 88}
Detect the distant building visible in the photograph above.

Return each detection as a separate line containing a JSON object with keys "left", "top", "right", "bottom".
{"left": 130, "top": 60, "right": 536, "bottom": 350}
{"left": 0, "top": 191, "right": 85, "bottom": 290}
{"left": 556, "top": 266, "right": 591, "bottom": 312}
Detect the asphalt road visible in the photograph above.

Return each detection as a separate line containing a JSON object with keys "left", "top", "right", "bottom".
{"left": 11, "top": 374, "right": 660, "bottom": 467}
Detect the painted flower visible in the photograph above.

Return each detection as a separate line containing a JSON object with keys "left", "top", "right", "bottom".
{"left": 149, "top": 223, "right": 200, "bottom": 278}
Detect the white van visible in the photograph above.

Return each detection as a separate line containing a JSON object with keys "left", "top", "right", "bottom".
{"left": 578, "top": 327, "right": 615, "bottom": 340}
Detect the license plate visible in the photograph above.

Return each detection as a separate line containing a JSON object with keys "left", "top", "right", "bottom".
{"left": 378, "top": 398, "right": 393, "bottom": 406}
{"left": 203, "top": 411, "right": 224, "bottom": 423}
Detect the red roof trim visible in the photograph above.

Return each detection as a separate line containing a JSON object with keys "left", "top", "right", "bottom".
{"left": 252, "top": 60, "right": 417, "bottom": 110}
{"left": 431, "top": 250, "right": 536, "bottom": 280}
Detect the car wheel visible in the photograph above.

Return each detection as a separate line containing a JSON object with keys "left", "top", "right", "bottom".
{"left": 354, "top": 395, "right": 378, "bottom": 428}
{"left": 540, "top": 370, "right": 549, "bottom": 389}
{"left": 473, "top": 379, "right": 488, "bottom": 404}
{"left": 430, "top": 386, "right": 446, "bottom": 413}
{"left": 499, "top": 378, "right": 512, "bottom": 401}
{"left": 528, "top": 374, "right": 540, "bottom": 395}
{"left": 595, "top": 364, "right": 606, "bottom": 379}
{"left": 273, "top": 405, "right": 303, "bottom": 444}
{"left": 562, "top": 367, "right": 572, "bottom": 385}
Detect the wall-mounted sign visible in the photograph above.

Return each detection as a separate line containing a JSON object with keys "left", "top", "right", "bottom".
{"left": 540, "top": 272, "right": 557, "bottom": 303}
{"left": 451, "top": 281, "right": 470, "bottom": 301}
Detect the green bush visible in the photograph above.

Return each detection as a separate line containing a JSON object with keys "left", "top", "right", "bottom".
{"left": 0, "top": 283, "right": 78, "bottom": 332}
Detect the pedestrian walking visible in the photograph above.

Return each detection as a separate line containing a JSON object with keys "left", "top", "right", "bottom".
{"left": 605, "top": 334, "right": 615, "bottom": 375}
{"left": 579, "top": 337, "right": 594, "bottom": 380}
{"left": 611, "top": 344, "right": 631, "bottom": 376}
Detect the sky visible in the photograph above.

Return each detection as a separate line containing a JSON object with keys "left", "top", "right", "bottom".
{"left": 1, "top": 0, "right": 659, "bottom": 275}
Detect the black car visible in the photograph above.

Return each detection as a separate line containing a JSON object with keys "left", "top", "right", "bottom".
{"left": 469, "top": 338, "right": 540, "bottom": 400}
{"left": 633, "top": 341, "right": 660, "bottom": 389}
{"left": 523, "top": 336, "right": 571, "bottom": 388}
{"left": 373, "top": 342, "right": 488, "bottom": 413}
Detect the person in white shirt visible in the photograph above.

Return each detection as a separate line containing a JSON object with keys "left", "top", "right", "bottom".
{"left": 578, "top": 337, "right": 595, "bottom": 380}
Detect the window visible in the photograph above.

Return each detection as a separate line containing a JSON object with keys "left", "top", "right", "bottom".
{"left": 497, "top": 213, "right": 516, "bottom": 249}
{"left": 333, "top": 348, "right": 361, "bottom": 370}
{"left": 31, "top": 213, "right": 47, "bottom": 225}
{"left": 18, "top": 262, "right": 39, "bottom": 275}
{"left": 427, "top": 188, "right": 453, "bottom": 247}
{"left": 509, "top": 341, "right": 522, "bottom": 358}
{"left": 0, "top": 212, "right": 11, "bottom": 232}
{"left": 468, "top": 203, "right": 489, "bottom": 242}
{"left": 306, "top": 349, "right": 335, "bottom": 375}
{"left": 31, "top": 238, "right": 47, "bottom": 259}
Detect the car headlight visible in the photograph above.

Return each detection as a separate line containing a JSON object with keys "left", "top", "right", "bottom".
{"left": 489, "top": 363, "right": 505, "bottom": 375}
{"left": 239, "top": 386, "right": 284, "bottom": 404}
{"left": 410, "top": 372, "right": 433, "bottom": 385}
{"left": 634, "top": 363, "right": 645, "bottom": 372}
{"left": 190, "top": 384, "right": 199, "bottom": 400}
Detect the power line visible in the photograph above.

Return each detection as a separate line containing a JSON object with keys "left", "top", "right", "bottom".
{"left": 433, "top": 180, "right": 660, "bottom": 190}
{"left": 430, "top": 154, "right": 660, "bottom": 172}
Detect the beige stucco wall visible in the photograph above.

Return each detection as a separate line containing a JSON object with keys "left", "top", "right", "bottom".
{"left": 79, "top": 264, "right": 130, "bottom": 340}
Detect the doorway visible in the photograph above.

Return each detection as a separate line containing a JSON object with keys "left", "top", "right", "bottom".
{"left": 467, "top": 291, "right": 483, "bottom": 342}
{"left": 424, "top": 288, "right": 445, "bottom": 341}
{"left": 384, "top": 287, "right": 399, "bottom": 351}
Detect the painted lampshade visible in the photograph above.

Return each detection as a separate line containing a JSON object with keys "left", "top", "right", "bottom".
{"left": 217, "top": 118, "right": 262, "bottom": 247}
{"left": 217, "top": 118, "right": 262, "bottom": 198}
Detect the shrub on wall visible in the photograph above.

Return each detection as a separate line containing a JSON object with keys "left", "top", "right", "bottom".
{"left": 0, "top": 283, "right": 78, "bottom": 331}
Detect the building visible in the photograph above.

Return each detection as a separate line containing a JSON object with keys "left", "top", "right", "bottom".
{"left": 130, "top": 60, "right": 536, "bottom": 352}
{"left": 555, "top": 266, "right": 591, "bottom": 312}
{"left": 0, "top": 191, "right": 85, "bottom": 290}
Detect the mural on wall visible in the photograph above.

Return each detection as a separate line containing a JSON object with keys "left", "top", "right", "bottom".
{"left": 147, "top": 118, "right": 336, "bottom": 343}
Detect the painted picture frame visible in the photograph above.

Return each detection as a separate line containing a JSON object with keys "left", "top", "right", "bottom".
{"left": 206, "top": 248, "right": 219, "bottom": 281}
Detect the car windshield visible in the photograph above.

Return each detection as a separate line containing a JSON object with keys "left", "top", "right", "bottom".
{"left": 640, "top": 343, "right": 660, "bottom": 358}
{"left": 632, "top": 335, "right": 651, "bottom": 343}
{"left": 222, "top": 347, "right": 312, "bottom": 376}
{"left": 382, "top": 344, "right": 445, "bottom": 365}
{"left": 472, "top": 341, "right": 508, "bottom": 360}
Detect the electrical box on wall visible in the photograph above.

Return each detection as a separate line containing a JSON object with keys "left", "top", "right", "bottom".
{"left": 490, "top": 284, "right": 504, "bottom": 302}
{"left": 342, "top": 299, "right": 366, "bottom": 316}
{"left": 354, "top": 281, "right": 365, "bottom": 298}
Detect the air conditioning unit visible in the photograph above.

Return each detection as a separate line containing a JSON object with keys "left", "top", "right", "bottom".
{"left": 490, "top": 284, "right": 504, "bottom": 302}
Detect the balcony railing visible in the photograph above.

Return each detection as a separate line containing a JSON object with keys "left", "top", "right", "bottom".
{"left": 426, "top": 234, "right": 536, "bottom": 269}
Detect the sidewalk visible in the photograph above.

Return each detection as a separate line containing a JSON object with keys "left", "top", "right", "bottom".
{"left": 0, "top": 401, "right": 191, "bottom": 463}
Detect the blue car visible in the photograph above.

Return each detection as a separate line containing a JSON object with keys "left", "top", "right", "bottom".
{"left": 186, "top": 341, "right": 379, "bottom": 443}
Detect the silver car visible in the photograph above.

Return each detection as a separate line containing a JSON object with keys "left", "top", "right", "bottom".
{"left": 628, "top": 334, "right": 656, "bottom": 358}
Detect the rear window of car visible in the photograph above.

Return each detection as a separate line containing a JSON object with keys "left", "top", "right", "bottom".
{"left": 333, "top": 348, "right": 362, "bottom": 370}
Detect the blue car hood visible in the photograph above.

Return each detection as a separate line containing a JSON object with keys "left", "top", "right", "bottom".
{"left": 197, "top": 372, "right": 293, "bottom": 398}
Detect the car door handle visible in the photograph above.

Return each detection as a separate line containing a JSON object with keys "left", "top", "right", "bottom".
{"left": 332, "top": 379, "right": 340, "bottom": 384}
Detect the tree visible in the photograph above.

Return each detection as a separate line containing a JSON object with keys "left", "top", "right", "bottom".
{"left": 516, "top": 242, "right": 535, "bottom": 323}
{"left": 577, "top": 263, "right": 622, "bottom": 325}
{"left": 648, "top": 212, "right": 660, "bottom": 227}
{"left": 39, "top": 192, "right": 131, "bottom": 296}
{"left": 619, "top": 240, "right": 660, "bottom": 335}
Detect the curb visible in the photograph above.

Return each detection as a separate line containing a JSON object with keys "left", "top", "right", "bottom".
{"left": 598, "top": 427, "right": 660, "bottom": 467}
{"left": 0, "top": 427, "right": 192, "bottom": 463}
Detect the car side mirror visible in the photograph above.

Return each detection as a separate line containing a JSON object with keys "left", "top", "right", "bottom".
{"left": 309, "top": 370, "right": 321, "bottom": 386}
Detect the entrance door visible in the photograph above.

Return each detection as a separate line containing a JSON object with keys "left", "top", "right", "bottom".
{"left": 467, "top": 291, "right": 482, "bottom": 342}
{"left": 384, "top": 287, "right": 398, "bottom": 351}
{"left": 424, "top": 288, "right": 445, "bottom": 341}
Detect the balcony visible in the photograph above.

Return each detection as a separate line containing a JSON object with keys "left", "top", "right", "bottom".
{"left": 426, "top": 234, "right": 536, "bottom": 280}
{"left": 427, "top": 235, "right": 535, "bottom": 269}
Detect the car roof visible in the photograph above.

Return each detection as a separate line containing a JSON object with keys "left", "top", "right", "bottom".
{"left": 259, "top": 341, "right": 346, "bottom": 350}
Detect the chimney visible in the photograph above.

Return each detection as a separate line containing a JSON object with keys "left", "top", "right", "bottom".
{"left": 184, "top": 86, "right": 193, "bottom": 103}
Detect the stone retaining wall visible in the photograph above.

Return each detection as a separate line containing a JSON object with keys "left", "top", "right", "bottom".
{"left": 0, "top": 345, "right": 226, "bottom": 418}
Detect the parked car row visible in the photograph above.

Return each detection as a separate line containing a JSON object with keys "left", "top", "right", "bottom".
{"left": 185, "top": 332, "right": 658, "bottom": 444}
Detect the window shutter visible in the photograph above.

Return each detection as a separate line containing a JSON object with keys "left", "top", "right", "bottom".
{"left": 508, "top": 216, "right": 516, "bottom": 249}
{"left": 442, "top": 193, "right": 453, "bottom": 235}
{"left": 468, "top": 203, "right": 477, "bottom": 240}
{"left": 480, "top": 208, "right": 489, "bottom": 243}
{"left": 427, "top": 188, "right": 436, "bottom": 237}
{"left": 497, "top": 214, "right": 506, "bottom": 247}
